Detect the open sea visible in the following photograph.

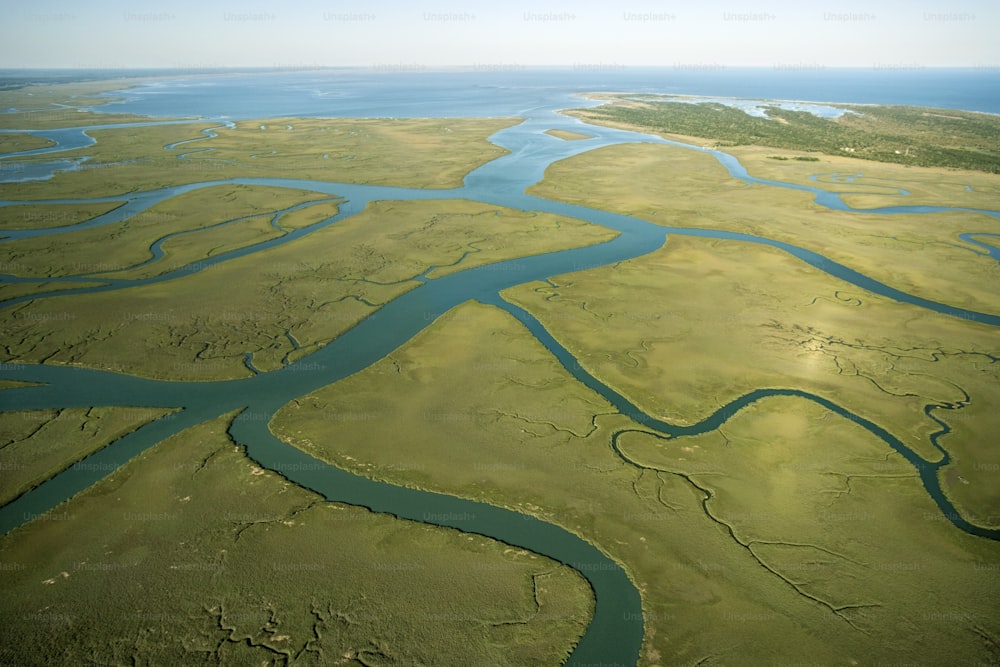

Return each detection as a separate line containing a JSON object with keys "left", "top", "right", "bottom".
{"left": 2, "top": 67, "right": 997, "bottom": 119}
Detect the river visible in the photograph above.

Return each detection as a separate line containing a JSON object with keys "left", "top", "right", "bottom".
{"left": 1, "top": 79, "right": 998, "bottom": 666}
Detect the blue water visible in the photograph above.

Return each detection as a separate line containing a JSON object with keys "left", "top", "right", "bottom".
{"left": 77, "top": 68, "right": 1000, "bottom": 119}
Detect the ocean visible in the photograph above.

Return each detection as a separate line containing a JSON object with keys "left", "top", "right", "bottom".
{"left": 36, "top": 67, "right": 999, "bottom": 120}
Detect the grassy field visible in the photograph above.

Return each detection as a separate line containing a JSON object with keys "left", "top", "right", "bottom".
{"left": 503, "top": 236, "right": 1000, "bottom": 529}
{"left": 179, "top": 117, "right": 517, "bottom": 187}
{"left": 0, "top": 78, "right": 188, "bottom": 129}
{"left": 569, "top": 95, "right": 1000, "bottom": 173}
{"left": 0, "top": 380, "right": 40, "bottom": 390}
{"left": 724, "top": 144, "right": 1000, "bottom": 211}
{"left": 0, "top": 132, "right": 55, "bottom": 154}
{"left": 270, "top": 300, "right": 1000, "bottom": 665}
{"left": 544, "top": 129, "right": 592, "bottom": 141}
{"left": 0, "top": 121, "right": 224, "bottom": 199}
{"left": 526, "top": 142, "right": 1000, "bottom": 317}
{"left": 0, "top": 280, "right": 106, "bottom": 303}
{"left": 0, "top": 413, "right": 592, "bottom": 666}
{"left": 0, "top": 116, "right": 518, "bottom": 200}
{"left": 1, "top": 198, "right": 616, "bottom": 380}
{"left": 0, "top": 201, "right": 124, "bottom": 231}
{"left": 0, "top": 185, "right": 330, "bottom": 279}
{"left": 97, "top": 200, "right": 344, "bottom": 281}
{"left": 0, "top": 406, "right": 174, "bottom": 506}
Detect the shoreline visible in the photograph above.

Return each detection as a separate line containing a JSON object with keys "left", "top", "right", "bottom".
{"left": 572, "top": 90, "right": 1000, "bottom": 118}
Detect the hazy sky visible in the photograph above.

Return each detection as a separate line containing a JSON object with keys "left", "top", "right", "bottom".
{"left": 1, "top": 0, "right": 997, "bottom": 69}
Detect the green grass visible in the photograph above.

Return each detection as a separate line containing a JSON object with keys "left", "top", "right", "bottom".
{"left": 1, "top": 198, "right": 617, "bottom": 380}
{"left": 0, "top": 133, "right": 55, "bottom": 154}
{"left": 0, "top": 201, "right": 124, "bottom": 231}
{"left": 269, "top": 300, "right": 1000, "bottom": 665}
{"left": 0, "top": 407, "right": 175, "bottom": 506}
{"left": 0, "top": 108, "right": 163, "bottom": 129}
{"left": 0, "top": 78, "right": 188, "bottom": 129}
{"left": 504, "top": 235, "right": 1000, "bottom": 526}
{"left": 0, "top": 281, "right": 106, "bottom": 303}
{"left": 0, "top": 412, "right": 592, "bottom": 666}
{"left": 96, "top": 200, "right": 343, "bottom": 282}
{"left": 570, "top": 96, "right": 1000, "bottom": 173}
{"left": 0, "top": 380, "right": 40, "bottom": 390}
{"left": 0, "top": 185, "right": 330, "bottom": 279}
{"left": 544, "top": 129, "right": 592, "bottom": 141}
{"left": 724, "top": 144, "right": 1000, "bottom": 210}
{"left": 526, "top": 142, "right": 1000, "bottom": 317}
{"left": 522, "top": 135, "right": 1000, "bottom": 537}
{"left": 176, "top": 117, "right": 518, "bottom": 188}
{"left": 0, "top": 117, "right": 519, "bottom": 200}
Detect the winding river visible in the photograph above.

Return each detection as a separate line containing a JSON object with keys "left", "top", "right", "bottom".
{"left": 1, "top": 89, "right": 998, "bottom": 666}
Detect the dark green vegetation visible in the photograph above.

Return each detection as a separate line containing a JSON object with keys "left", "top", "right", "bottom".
{"left": 572, "top": 96, "right": 1000, "bottom": 173}
{"left": 767, "top": 155, "right": 819, "bottom": 161}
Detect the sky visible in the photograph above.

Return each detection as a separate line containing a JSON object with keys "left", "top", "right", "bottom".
{"left": 0, "top": 0, "right": 997, "bottom": 69}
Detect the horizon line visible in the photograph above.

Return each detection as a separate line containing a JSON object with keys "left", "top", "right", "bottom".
{"left": 1, "top": 64, "right": 999, "bottom": 72}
